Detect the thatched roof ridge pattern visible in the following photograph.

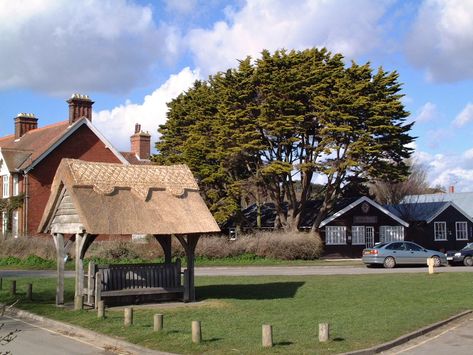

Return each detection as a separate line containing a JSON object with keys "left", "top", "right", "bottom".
{"left": 39, "top": 159, "right": 220, "bottom": 235}
{"left": 66, "top": 159, "right": 199, "bottom": 199}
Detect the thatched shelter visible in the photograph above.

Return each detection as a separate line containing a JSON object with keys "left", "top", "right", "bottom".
{"left": 38, "top": 158, "right": 220, "bottom": 306}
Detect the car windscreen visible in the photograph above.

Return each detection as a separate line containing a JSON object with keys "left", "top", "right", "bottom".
{"left": 462, "top": 243, "right": 473, "bottom": 250}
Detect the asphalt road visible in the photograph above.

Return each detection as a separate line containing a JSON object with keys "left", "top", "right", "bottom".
{"left": 1, "top": 265, "right": 473, "bottom": 279}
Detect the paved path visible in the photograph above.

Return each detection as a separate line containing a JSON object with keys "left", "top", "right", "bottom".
{"left": 383, "top": 314, "right": 473, "bottom": 355}
{"left": 0, "top": 315, "right": 114, "bottom": 355}
{"left": 1, "top": 265, "right": 472, "bottom": 279}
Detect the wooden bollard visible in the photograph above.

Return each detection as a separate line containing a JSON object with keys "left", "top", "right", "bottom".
{"left": 97, "top": 301, "right": 105, "bottom": 319}
{"left": 124, "top": 307, "right": 133, "bottom": 326}
{"left": 192, "top": 320, "right": 202, "bottom": 343}
{"left": 26, "top": 283, "right": 33, "bottom": 301}
{"left": 0, "top": 277, "right": 3, "bottom": 290}
{"left": 262, "top": 324, "right": 273, "bottom": 348}
{"left": 319, "top": 323, "right": 330, "bottom": 342}
{"left": 10, "top": 280, "right": 16, "bottom": 296}
{"left": 154, "top": 314, "right": 163, "bottom": 332}
{"left": 74, "top": 295, "right": 83, "bottom": 310}
{"left": 427, "top": 257, "right": 435, "bottom": 274}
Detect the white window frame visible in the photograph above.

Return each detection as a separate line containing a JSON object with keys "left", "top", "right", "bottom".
{"left": 326, "top": 226, "right": 347, "bottom": 245}
{"left": 434, "top": 221, "right": 447, "bottom": 241}
{"left": 456, "top": 221, "right": 468, "bottom": 241}
{"left": 2, "top": 175, "right": 9, "bottom": 198}
{"left": 380, "top": 226, "right": 404, "bottom": 243}
{"left": 352, "top": 226, "right": 365, "bottom": 245}
{"left": 12, "top": 174, "right": 19, "bottom": 196}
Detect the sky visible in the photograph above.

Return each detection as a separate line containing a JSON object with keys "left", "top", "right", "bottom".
{"left": 0, "top": 0, "right": 473, "bottom": 191}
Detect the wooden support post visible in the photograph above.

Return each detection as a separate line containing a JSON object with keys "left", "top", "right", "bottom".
{"left": 52, "top": 233, "right": 65, "bottom": 305}
{"left": 10, "top": 280, "right": 16, "bottom": 296}
{"left": 262, "top": 324, "right": 273, "bottom": 348}
{"left": 0, "top": 277, "right": 2, "bottom": 290}
{"left": 74, "top": 233, "right": 83, "bottom": 298}
{"left": 26, "top": 283, "right": 32, "bottom": 301}
{"left": 192, "top": 320, "right": 201, "bottom": 343}
{"left": 124, "top": 307, "right": 133, "bottom": 326}
{"left": 94, "top": 271, "right": 102, "bottom": 309}
{"left": 154, "top": 314, "right": 163, "bottom": 332}
{"left": 74, "top": 295, "right": 83, "bottom": 310}
{"left": 97, "top": 301, "right": 105, "bottom": 319}
{"left": 319, "top": 323, "right": 330, "bottom": 342}
{"left": 87, "top": 261, "right": 95, "bottom": 305}
{"left": 176, "top": 234, "right": 200, "bottom": 302}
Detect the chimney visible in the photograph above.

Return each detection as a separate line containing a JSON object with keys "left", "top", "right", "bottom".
{"left": 14, "top": 113, "right": 38, "bottom": 139}
{"left": 130, "top": 123, "right": 151, "bottom": 160}
{"left": 448, "top": 185, "right": 455, "bottom": 194}
{"left": 67, "top": 93, "right": 94, "bottom": 124}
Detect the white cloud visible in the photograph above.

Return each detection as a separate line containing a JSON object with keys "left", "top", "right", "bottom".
{"left": 406, "top": 0, "right": 473, "bottom": 82}
{"left": 93, "top": 67, "right": 200, "bottom": 152}
{"left": 453, "top": 103, "right": 473, "bottom": 127}
{"left": 413, "top": 148, "right": 473, "bottom": 192}
{"left": 164, "top": 0, "right": 197, "bottom": 14}
{"left": 0, "top": 0, "right": 174, "bottom": 95}
{"left": 414, "top": 102, "right": 437, "bottom": 123}
{"left": 186, "top": 0, "right": 392, "bottom": 74}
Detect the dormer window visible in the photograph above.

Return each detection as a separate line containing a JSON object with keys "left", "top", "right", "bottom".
{"left": 2, "top": 175, "right": 9, "bottom": 198}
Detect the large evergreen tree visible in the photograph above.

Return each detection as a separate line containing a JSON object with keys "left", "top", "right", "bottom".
{"left": 155, "top": 48, "right": 414, "bottom": 233}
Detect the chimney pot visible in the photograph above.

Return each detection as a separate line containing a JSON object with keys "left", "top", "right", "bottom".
{"left": 135, "top": 123, "right": 141, "bottom": 134}
{"left": 449, "top": 186, "right": 455, "bottom": 194}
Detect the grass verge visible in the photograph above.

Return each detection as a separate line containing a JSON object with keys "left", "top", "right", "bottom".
{"left": 3, "top": 273, "right": 468, "bottom": 354}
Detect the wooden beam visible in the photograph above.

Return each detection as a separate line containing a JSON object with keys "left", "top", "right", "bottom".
{"left": 155, "top": 235, "right": 172, "bottom": 264}
{"left": 175, "top": 234, "right": 200, "bottom": 302}
{"left": 52, "top": 233, "right": 65, "bottom": 305}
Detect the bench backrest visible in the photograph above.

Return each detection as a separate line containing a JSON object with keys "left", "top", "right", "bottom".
{"left": 96, "top": 260, "right": 181, "bottom": 291}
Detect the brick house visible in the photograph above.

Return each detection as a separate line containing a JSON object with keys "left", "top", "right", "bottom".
{"left": 0, "top": 94, "right": 152, "bottom": 237}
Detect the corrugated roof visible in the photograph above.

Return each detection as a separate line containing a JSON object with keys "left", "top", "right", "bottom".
{"left": 39, "top": 159, "right": 221, "bottom": 235}
{"left": 403, "top": 193, "right": 473, "bottom": 218}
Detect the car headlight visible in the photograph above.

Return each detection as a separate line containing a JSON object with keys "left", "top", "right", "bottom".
{"left": 455, "top": 252, "right": 462, "bottom": 257}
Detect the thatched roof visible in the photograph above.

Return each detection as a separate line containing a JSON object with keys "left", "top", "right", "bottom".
{"left": 38, "top": 159, "right": 220, "bottom": 235}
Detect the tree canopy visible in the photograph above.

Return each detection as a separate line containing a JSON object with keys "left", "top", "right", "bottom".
{"left": 154, "top": 48, "right": 414, "bottom": 233}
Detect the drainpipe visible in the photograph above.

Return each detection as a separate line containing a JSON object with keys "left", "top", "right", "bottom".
{"left": 23, "top": 172, "right": 28, "bottom": 236}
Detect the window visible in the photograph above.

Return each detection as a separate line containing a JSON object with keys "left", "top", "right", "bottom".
{"left": 12, "top": 174, "right": 18, "bottom": 196}
{"left": 434, "top": 222, "right": 447, "bottom": 241}
{"left": 456, "top": 222, "right": 468, "bottom": 241}
{"left": 326, "top": 226, "right": 347, "bottom": 245}
{"left": 2, "top": 175, "right": 9, "bottom": 198}
{"left": 380, "top": 226, "right": 404, "bottom": 242}
{"left": 405, "top": 242, "right": 422, "bottom": 251}
{"left": 1, "top": 212, "right": 7, "bottom": 235}
{"left": 352, "top": 226, "right": 365, "bottom": 245}
{"left": 385, "top": 242, "right": 405, "bottom": 250}
{"left": 11, "top": 210, "right": 18, "bottom": 238}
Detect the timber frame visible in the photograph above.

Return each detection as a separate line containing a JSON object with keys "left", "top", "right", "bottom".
{"left": 40, "top": 159, "right": 220, "bottom": 307}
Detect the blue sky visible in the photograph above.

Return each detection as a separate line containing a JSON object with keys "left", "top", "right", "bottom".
{"left": 1, "top": 0, "right": 473, "bottom": 190}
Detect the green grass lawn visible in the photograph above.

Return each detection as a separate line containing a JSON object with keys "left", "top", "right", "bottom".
{"left": 1, "top": 273, "right": 471, "bottom": 354}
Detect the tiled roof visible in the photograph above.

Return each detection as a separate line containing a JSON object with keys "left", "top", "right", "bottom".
{"left": 0, "top": 120, "right": 69, "bottom": 170}
{"left": 385, "top": 202, "right": 450, "bottom": 222}
{"left": 120, "top": 151, "right": 154, "bottom": 165}
{"left": 403, "top": 193, "right": 473, "bottom": 218}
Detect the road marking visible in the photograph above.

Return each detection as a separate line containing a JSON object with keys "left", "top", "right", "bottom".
{"left": 389, "top": 317, "right": 472, "bottom": 354}
{"left": 4, "top": 315, "right": 107, "bottom": 352}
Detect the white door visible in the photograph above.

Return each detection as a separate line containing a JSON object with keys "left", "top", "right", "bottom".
{"left": 366, "top": 227, "right": 375, "bottom": 248}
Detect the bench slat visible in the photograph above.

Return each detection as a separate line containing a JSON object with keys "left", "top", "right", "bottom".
{"left": 101, "top": 287, "right": 184, "bottom": 297}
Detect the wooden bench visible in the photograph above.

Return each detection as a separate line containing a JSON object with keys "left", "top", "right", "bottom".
{"left": 86, "top": 260, "right": 184, "bottom": 306}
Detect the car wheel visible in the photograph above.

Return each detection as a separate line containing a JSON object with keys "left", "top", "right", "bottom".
{"left": 383, "top": 256, "right": 396, "bottom": 269}
{"left": 431, "top": 256, "right": 441, "bottom": 267}
{"left": 463, "top": 256, "right": 473, "bottom": 266}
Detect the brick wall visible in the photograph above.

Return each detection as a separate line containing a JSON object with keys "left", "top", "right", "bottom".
{"left": 27, "top": 124, "right": 121, "bottom": 235}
